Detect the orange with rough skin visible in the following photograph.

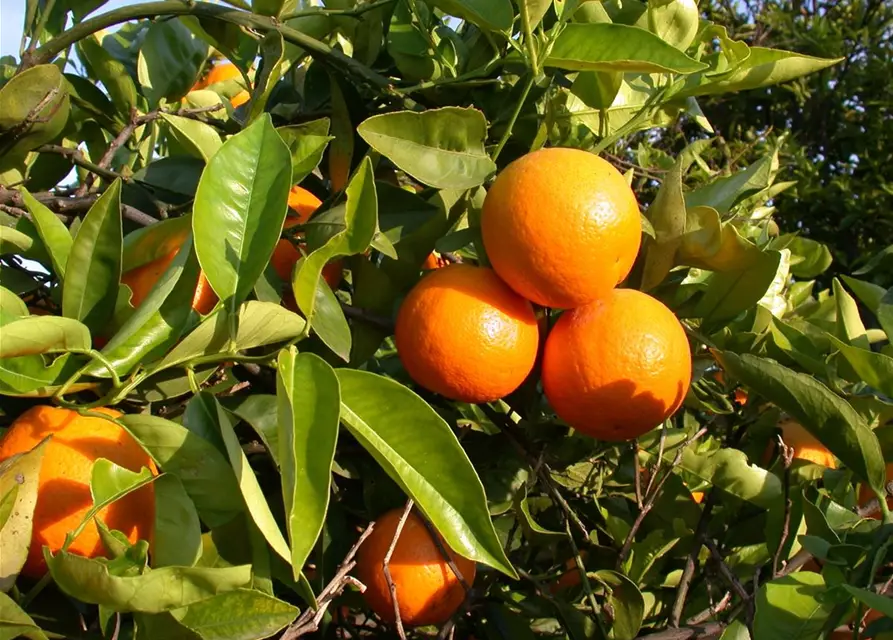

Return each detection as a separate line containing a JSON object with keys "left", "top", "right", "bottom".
{"left": 542, "top": 288, "right": 691, "bottom": 441}
{"left": 481, "top": 148, "right": 641, "bottom": 308}
{"left": 193, "top": 61, "right": 250, "bottom": 108}
{"left": 356, "top": 508, "right": 476, "bottom": 626}
{"left": 0, "top": 406, "right": 156, "bottom": 578}
{"left": 395, "top": 264, "right": 539, "bottom": 403}
{"left": 776, "top": 418, "right": 837, "bottom": 468}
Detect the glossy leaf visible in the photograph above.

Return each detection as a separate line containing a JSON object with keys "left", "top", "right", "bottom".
{"left": 221, "top": 394, "right": 279, "bottom": 466}
{"left": 213, "top": 394, "right": 292, "bottom": 564}
{"left": 0, "top": 592, "right": 49, "bottom": 640}
{"left": 714, "top": 351, "right": 886, "bottom": 493}
{"left": 430, "top": 0, "right": 513, "bottom": 32}
{"left": 153, "top": 474, "right": 202, "bottom": 568}
{"left": 77, "top": 35, "right": 137, "bottom": 114}
{"left": 640, "top": 151, "right": 686, "bottom": 291}
{"left": 0, "top": 437, "right": 49, "bottom": 591}
{"left": 842, "top": 585, "right": 893, "bottom": 619}
{"left": 193, "top": 114, "right": 292, "bottom": 321}
{"left": 831, "top": 336, "right": 893, "bottom": 398}
{"left": 138, "top": 18, "right": 208, "bottom": 106}
{"left": 337, "top": 368, "right": 516, "bottom": 577}
{"left": 276, "top": 120, "right": 332, "bottom": 185}
{"left": 248, "top": 32, "right": 286, "bottom": 123}
{"left": 357, "top": 107, "right": 496, "bottom": 189}
{"left": 0, "top": 64, "right": 70, "bottom": 161}
{"left": 0, "top": 287, "right": 27, "bottom": 318}
{"left": 545, "top": 23, "right": 707, "bottom": 73}
{"left": 118, "top": 414, "right": 244, "bottom": 528}
{"left": 20, "top": 188, "right": 71, "bottom": 278}
{"left": 277, "top": 349, "right": 340, "bottom": 579}
{"left": 695, "top": 250, "right": 782, "bottom": 328}
{"left": 686, "top": 152, "right": 776, "bottom": 214}
{"left": 157, "top": 301, "right": 305, "bottom": 371}
{"left": 173, "top": 589, "right": 299, "bottom": 639}
{"left": 0, "top": 226, "right": 32, "bottom": 254}
{"left": 593, "top": 570, "right": 645, "bottom": 640}
{"left": 753, "top": 572, "right": 834, "bottom": 640}
{"left": 786, "top": 236, "right": 833, "bottom": 278}
{"left": 647, "top": 0, "right": 700, "bottom": 50}
{"left": 677, "top": 447, "right": 781, "bottom": 510}
{"left": 720, "top": 621, "right": 751, "bottom": 640}
{"left": 0, "top": 316, "right": 91, "bottom": 358}
{"left": 45, "top": 550, "right": 251, "bottom": 613}
{"left": 833, "top": 278, "right": 868, "bottom": 347}
{"left": 161, "top": 113, "right": 222, "bottom": 163}
{"left": 62, "top": 179, "right": 123, "bottom": 331}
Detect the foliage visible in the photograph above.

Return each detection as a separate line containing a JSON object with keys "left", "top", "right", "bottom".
{"left": 0, "top": 0, "right": 891, "bottom": 638}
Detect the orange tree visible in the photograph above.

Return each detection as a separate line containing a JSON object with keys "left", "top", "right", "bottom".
{"left": 0, "top": 0, "right": 891, "bottom": 638}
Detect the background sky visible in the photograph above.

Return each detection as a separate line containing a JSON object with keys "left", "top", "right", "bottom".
{"left": 0, "top": 0, "right": 142, "bottom": 58}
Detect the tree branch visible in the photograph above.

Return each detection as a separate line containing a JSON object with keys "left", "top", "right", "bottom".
{"left": 0, "top": 185, "right": 157, "bottom": 226}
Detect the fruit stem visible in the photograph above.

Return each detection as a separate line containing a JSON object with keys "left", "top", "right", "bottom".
{"left": 491, "top": 74, "right": 535, "bottom": 163}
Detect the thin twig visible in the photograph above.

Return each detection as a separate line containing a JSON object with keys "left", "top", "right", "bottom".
{"left": 36, "top": 144, "right": 121, "bottom": 181}
{"left": 634, "top": 622, "right": 725, "bottom": 640}
{"left": 0, "top": 185, "right": 157, "bottom": 226}
{"left": 685, "top": 592, "right": 733, "bottom": 626}
{"left": 670, "top": 491, "right": 717, "bottom": 627}
{"left": 383, "top": 499, "right": 414, "bottom": 640}
{"left": 418, "top": 516, "right": 471, "bottom": 591}
{"left": 634, "top": 443, "right": 644, "bottom": 509}
{"left": 772, "top": 439, "right": 795, "bottom": 577}
{"left": 705, "top": 539, "right": 750, "bottom": 603}
{"left": 340, "top": 303, "right": 395, "bottom": 332}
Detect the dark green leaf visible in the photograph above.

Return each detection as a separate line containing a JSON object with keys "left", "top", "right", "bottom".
{"left": 786, "top": 236, "right": 833, "bottom": 278}
{"left": 695, "top": 250, "right": 782, "bottom": 328}
{"left": 0, "top": 592, "right": 49, "bottom": 640}
{"left": 545, "top": 23, "right": 707, "bottom": 73}
{"left": 714, "top": 351, "right": 886, "bottom": 493}
{"left": 842, "top": 585, "right": 893, "bottom": 620}
{"left": 357, "top": 108, "right": 496, "bottom": 189}
{"left": 138, "top": 18, "right": 208, "bottom": 106}
{"left": 221, "top": 394, "right": 279, "bottom": 466}
{"left": 248, "top": 32, "right": 286, "bottom": 123}
{"left": 593, "top": 570, "right": 644, "bottom": 640}
{"left": 277, "top": 348, "right": 340, "bottom": 579}
{"left": 62, "top": 179, "right": 123, "bottom": 332}
{"left": 686, "top": 152, "right": 776, "bottom": 214}
{"left": 153, "top": 474, "right": 202, "bottom": 568}
{"left": 337, "top": 369, "right": 516, "bottom": 578}
{"left": 830, "top": 336, "right": 893, "bottom": 398}
{"left": 77, "top": 36, "right": 137, "bottom": 114}
{"left": 193, "top": 115, "right": 292, "bottom": 323}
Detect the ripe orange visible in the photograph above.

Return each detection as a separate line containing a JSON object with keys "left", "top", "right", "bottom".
{"left": 776, "top": 418, "right": 837, "bottom": 468}
{"left": 422, "top": 251, "right": 448, "bottom": 270}
{"left": 0, "top": 406, "right": 156, "bottom": 578}
{"left": 395, "top": 264, "right": 539, "bottom": 403}
{"left": 122, "top": 249, "right": 218, "bottom": 315}
{"left": 193, "top": 61, "right": 250, "bottom": 108}
{"left": 481, "top": 148, "right": 641, "bottom": 309}
{"left": 691, "top": 491, "right": 705, "bottom": 504}
{"left": 542, "top": 288, "right": 691, "bottom": 441}
{"left": 356, "top": 508, "right": 476, "bottom": 626}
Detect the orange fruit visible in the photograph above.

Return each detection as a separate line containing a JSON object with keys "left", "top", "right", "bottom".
{"left": 422, "top": 251, "right": 448, "bottom": 270}
{"left": 481, "top": 148, "right": 641, "bottom": 309}
{"left": 356, "top": 508, "right": 476, "bottom": 626}
{"left": 395, "top": 264, "right": 539, "bottom": 403}
{"left": 691, "top": 491, "right": 705, "bottom": 504}
{"left": 122, "top": 249, "right": 218, "bottom": 315}
{"left": 542, "top": 288, "right": 691, "bottom": 441}
{"left": 0, "top": 406, "right": 156, "bottom": 578}
{"left": 711, "top": 369, "right": 749, "bottom": 406}
{"left": 549, "top": 551, "right": 589, "bottom": 594}
{"left": 193, "top": 61, "right": 250, "bottom": 107}
{"left": 777, "top": 418, "right": 837, "bottom": 468}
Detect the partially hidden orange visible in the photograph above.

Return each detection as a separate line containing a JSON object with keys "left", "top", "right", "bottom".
{"left": 356, "top": 508, "right": 476, "bottom": 627}
{"left": 776, "top": 418, "right": 837, "bottom": 469}
{"left": 192, "top": 61, "right": 250, "bottom": 108}
{"left": 422, "top": 251, "right": 448, "bottom": 270}
{"left": 0, "top": 406, "right": 156, "bottom": 578}
{"left": 122, "top": 249, "right": 218, "bottom": 315}
{"left": 481, "top": 148, "right": 642, "bottom": 309}
{"left": 542, "top": 288, "right": 691, "bottom": 441}
{"left": 395, "top": 264, "right": 539, "bottom": 403}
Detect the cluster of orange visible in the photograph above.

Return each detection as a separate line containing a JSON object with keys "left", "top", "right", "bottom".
{"left": 396, "top": 147, "right": 692, "bottom": 442}
{"left": 191, "top": 60, "right": 250, "bottom": 108}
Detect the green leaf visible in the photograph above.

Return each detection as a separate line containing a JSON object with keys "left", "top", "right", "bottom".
{"left": 81, "top": 459, "right": 156, "bottom": 546}
{"left": 0, "top": 592, "right": 49, "bottom": 640}
{"left": 161, "top": 113, "right": 222, "bottom": 163}
{"left": 833, "top": 278, "right": 868, "bottom": 347}
{"left": 720, "top": 620, "right": 751, "bottom": 640}
{"left": 570, "top": 71, "right": 623, "bottom": 109}
{"left": 156, "top": 301, "right": 305, "bottom": 371}
{"left": 429, "top": 0, "right": 513, "bottom": 32}
{"left": 138, "top": 18, "right": 208, "bottom": 106}
{"left": 193, "top": 114, "right": 292, "bottom": 325}
{"left": 93, "top": 240, "right": 201, "bottom": 377}
{"left": 840, "top": 275, "right": 885, "bottom": 315}
{"left": 357, "top": 107, "right": 496, "bottom": 189}
{"left": 753, "top": 572, "right": 834, "bottom": 640}
{"left": 544, "top": 23, "right": 708, "bottom": 73}
{"left": 277, "top": 349, "right": 340, "bottom": 580}
{"left": 173, "top": 589, "right": 299, "bottom": 639}
{"left": 0, "top": 64, "right": 70, "bottom": 161}
{"left": 830, "top": 336, "right": 893, "bottom": 398}
{"left": 682, "top": 47, "right": 843, "bottom": 97}
{"left": 153, "top": 474, "right": 202, "bottom": 568}
{"left": 20, "top": 188, "right": 72, "bottom": 278}
{"left": 695, "top": 250, "right": 782, "bottom": 328}
{"left": 0, "top": 286, "right": 27, "bottom": 317}
{"left": 678, "top": 207, "right": 764, "bottom": 272}
{"left": 213, "top": 394, "right": 292, "bottom": 564}
{"left": 0, "top": 437, "right": 49, "bottom": 591}
{"left": 45, "top": 550, "right": 251, "bottom": 614}
{"left": 714, "top": 351, "right": 886, "bottom": 494}
{"left": 677, "top": 446, "right": 782, "bottom": 510}
{"left": 646, "top": 0, "right": 700, "bottom": 50}
{"left": 77, "top": 35, "right": 137, "bottom": 114}
{"left": 0, "top": 226, "right": 33, "bottom": 254}
{"left": 221, "top": 394, "right": 279, "bottom": 467}
{"left": 0, "top": 316, "right": 91, "bottom": 358}
{"left": 276, "top": 120, "right": 332, "bottom": 185}
{"left": 785, "top": 236, "right": 833, "bottom": 278}
{"left": 0, "top": 353, "right": 85, "bottom": 397}
{"left": 337, "top": 369, "right": 516, "bottom": 578}
{"left": 640, "top": 151, "right": 687, "bottom": 291}
{"left": 248, "top": 32, "right": 286, "bottom": 123}
{"left": 879, "top": 289, "right": 893, "bottom": 343}
{"left": 685, "top": 152, "right": 776, "bottom": 214}
{"left": 62, "top": 179, "right": 123, "bottom": 332}
{"left": 118, "top": 414, "right": 244, "bottom": 528}
{"left": 842, "top": 585, "right": 893, "bottom": 620}
{"left": 593, "top": 570, "right": 644, "bottom": 640}
{"left": 293, "top": 157, "right": 376, "bottom": 342}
